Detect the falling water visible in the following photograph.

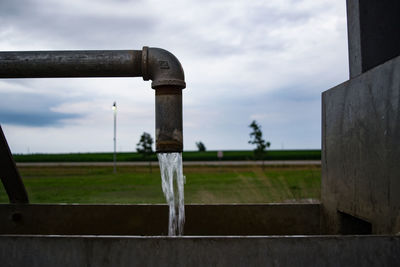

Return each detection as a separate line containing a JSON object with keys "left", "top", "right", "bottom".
{"left": 157, "top": 152, "right": 185, "bottom": 236}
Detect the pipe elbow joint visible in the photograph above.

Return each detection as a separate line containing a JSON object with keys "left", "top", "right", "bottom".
{"left": 142, "top": 47, "right": 185, "bottom": 153}
{"left": 142, "top": 46, "right": 186, "bottom": 90}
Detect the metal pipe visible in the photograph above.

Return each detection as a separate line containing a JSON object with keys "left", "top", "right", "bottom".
{"left": 0, "top": 47, "right": 186, "bottom": 153}
{"left": 0, "top": 50, "right": 143, "bottom": 78}
{"left": 155, "top": 87, "right": 183, "bottom": 152}
{"left": 142, "top": 47, "right": 185, "bottom": 152}
{"left": 0, "top": 46, "right": 186, "bottom": 203}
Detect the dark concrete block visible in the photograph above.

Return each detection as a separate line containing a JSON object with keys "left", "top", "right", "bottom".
{"left": 347, "top": 0, "right": 400, "bottom": 78}
{"left": 322, "top": 55, "right": 400, "bottom": 234}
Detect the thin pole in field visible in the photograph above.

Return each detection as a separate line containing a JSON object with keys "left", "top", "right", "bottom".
{"left": 112, "top": 101, "right": 117, "bottom": 173}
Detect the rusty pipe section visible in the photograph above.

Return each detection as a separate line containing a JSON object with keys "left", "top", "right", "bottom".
{"left": 155, "top": 87, "right": 183, "bottom": 152}
{"left": 0, "top": 47, "right": 186, "bottom": 152}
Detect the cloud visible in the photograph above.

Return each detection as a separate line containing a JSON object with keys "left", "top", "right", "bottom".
{"left": 0, "top": 0, "right": 349, "bottom": 153}
{"left": 0, "top": 90, "right": 82, "bottom": 126}
{"left": 0, "top": 109, "right": 79, "bottom": 127}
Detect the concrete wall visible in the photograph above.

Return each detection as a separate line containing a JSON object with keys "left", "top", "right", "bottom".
{"left": 0, "top": 235, "right": 399, "bottom": 267}
{"left": 322, "top": 55, "right": 400, "bottom": 234}
{"left": 0, "top": 203, "right": 320, "bottom": 236}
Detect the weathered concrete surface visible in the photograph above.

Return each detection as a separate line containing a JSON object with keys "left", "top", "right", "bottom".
{"left": 346, "top": 0, "right": 400, "bottom": 78}
{"left": 322, "top": 55, "right": 400, "bottom": 234}
{"left": 346, "top": 0, "right": 362, "bottom": 78}
{"left": 0, "top": 235, "right": 399, "bottom": 267}
{"left": 0, "top": 203, "right": 320, "bottom": 236}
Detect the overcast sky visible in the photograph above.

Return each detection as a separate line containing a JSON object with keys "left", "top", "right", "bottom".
{"left": 0, "top": 0, "right": 349, "bottom": 153}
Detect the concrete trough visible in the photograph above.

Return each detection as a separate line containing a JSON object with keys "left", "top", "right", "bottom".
{"left": 1, "top": 235, "right": 399, "bottom": 267}
{"left": 0, "top": 203, "right": 399, "bottom": 266}
{"left": 0, "top": 203, "right": 320, "bottom": 236}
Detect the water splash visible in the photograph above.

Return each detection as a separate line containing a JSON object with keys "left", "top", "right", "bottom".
{"left": 157, "top": 152, "right": 185, "bottom": 236}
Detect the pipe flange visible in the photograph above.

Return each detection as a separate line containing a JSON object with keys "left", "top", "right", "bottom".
{"left": 142, "top": 46, "right": 149, "bottom": 81}
{"left": 152, "top": 79, "right": 186, "bottom": 89}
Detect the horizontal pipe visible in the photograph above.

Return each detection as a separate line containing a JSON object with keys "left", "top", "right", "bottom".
{"left": 0, "top": 50, "right": 142, "bottom": 78}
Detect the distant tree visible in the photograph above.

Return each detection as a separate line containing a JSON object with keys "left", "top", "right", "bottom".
{"left": 136, "top": 132, "right": 154, "bottom": 172}
{"left": 248, "top": 120, "right": 270, "bottom": 167}
{"left": 196, "top": 141, "right": 206, "bottom": 152}
{"left": 136, "top": 132, "right": 153, "bottom": 155}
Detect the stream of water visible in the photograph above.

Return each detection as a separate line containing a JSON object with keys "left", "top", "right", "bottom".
{"left": 157, "top": 152, "right": 185, "bottom": 236}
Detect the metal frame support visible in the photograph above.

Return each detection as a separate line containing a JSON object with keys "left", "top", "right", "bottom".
{"left": 0, "top": 125, "right": 29, "bottom": 203}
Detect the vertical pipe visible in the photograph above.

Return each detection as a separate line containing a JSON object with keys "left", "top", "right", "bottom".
{"left": 155, "top": 87, "right": 183, "bottom": 152}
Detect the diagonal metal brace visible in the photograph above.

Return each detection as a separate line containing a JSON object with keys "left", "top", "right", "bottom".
{"left": 0, "top": 125, "right": 29, "bottom": 203}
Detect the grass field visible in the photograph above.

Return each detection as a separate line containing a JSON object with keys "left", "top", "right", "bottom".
{"left": 0, "top": 165, "right": 321, "bottom": 204}
{"left": 13, "top": 149, "right": 321, "bottom": 162}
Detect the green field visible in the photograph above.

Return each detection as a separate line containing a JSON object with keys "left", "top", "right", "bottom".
{"left": 0, "top": 165, "right": 321, "bottom": 204}
{"left": 13, "top": 149, "right": 321, "bottom": 162}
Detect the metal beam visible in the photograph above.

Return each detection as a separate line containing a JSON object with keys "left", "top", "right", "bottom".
{"left": 0, "top": 125, "right": 29, "bottom": 203}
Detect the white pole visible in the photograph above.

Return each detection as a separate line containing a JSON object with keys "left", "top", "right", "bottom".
{"left": 113, "top": 101, "right": 117, "bottom": 173}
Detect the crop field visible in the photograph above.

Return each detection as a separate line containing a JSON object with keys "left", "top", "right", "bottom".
{"left": 0, "top": 165, "right": 321, "bottom": 204}
{"left": 12, "top": 149, "right": 321, "bottom": 162}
